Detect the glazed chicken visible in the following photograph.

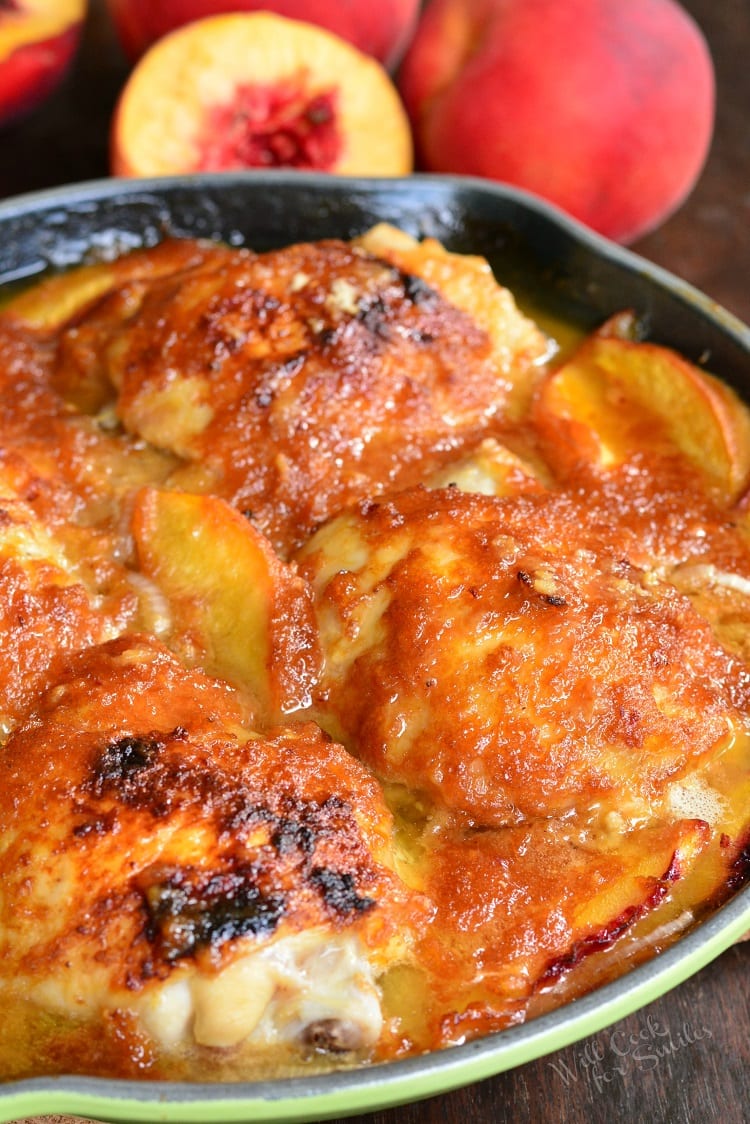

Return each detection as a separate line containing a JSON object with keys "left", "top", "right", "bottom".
{"left": 297, "top": 479, "right": 750, "bottom": 1039}
{"left": 298, "top": 484, "right": 750, "bottom": 825}
{"left": 48, "top": 226, "right": 547, "bottom": 554}
{"left": 0, "top": 635, "right": 429, "bottom": 1078}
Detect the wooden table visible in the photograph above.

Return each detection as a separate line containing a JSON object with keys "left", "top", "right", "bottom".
{"left": 1, "top": 2, "right": 749, "bottom": 1123}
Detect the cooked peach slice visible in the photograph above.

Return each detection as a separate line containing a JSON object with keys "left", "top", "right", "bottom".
{"left": 110, "top": 13, "right": 413, "bottom": 178}
{"left": 2, "top": 260, "right": 119, "bottom": 333}
{"left": 3, "top": 239, "right": 224, "bottom": 335}
{"left": 132, "top": 488, "right": 320, "bottom": 715}
{"left": 416, "top": 814, "right": 709, "bottom": 1046}
{"left": 534, "top": 327, "right": 750, "bottom": 501}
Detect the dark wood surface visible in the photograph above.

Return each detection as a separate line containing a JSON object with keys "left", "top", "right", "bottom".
{"left": 2, "top": 2, "right": 749, "bottom": 1123}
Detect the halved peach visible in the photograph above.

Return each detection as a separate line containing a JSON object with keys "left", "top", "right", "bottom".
{"left": 132, "top": 488, "right": 320, "bottom": 716}
{"left": 534, "top": 326, "right": 750, "bottom": 501}
{"left": 0, "top": 0, "right": 85, "bottom": 126}
{"left": 110, "top": 12, "right": 413, "bottom": 177}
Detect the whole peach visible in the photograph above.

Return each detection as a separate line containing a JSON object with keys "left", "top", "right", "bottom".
{"left": 0, "top": 0, "right": 85, "bottom": 127}
{"left": 107, "top": 0, "right": 420, "bottom": 70}
{"left": 398, "top": 0, "right": 715, "bottom": 243}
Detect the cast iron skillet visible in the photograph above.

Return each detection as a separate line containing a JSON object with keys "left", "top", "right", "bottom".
{"left": 0, "top": 172, "right": 749, "bottom": 1124}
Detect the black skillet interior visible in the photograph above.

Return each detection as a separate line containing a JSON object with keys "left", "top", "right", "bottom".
{"left": 1, "top": 172, "right": 748, "bottom": 391}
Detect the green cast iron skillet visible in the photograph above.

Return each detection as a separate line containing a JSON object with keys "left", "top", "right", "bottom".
{"left": 0, "top": 172, "right": 748, "bottom": 1124}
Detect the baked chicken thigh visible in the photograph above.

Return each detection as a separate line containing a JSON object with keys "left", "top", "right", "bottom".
{"left": 299, "top": 485, "right": 750, "bottom": 824}
{"left": 49, "top": 228, "right": 547, "bottom": 554}
{"left": 0, "top": 636, "right": 428, "bottom": 1077}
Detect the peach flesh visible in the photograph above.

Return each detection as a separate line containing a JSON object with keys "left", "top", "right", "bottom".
{"left": 195, "top": 77, "right": 342, "bottom": 171}
{"left": 110, "top": 12, "right": 414, "bottom": 179}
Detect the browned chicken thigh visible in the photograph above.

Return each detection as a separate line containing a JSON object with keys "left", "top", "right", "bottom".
{"left": 298, "top": 485, "right": 750, "bottom": 824}
{"left": 0, "top": 636, "right": 429, "bottom": 1078}
{"left": 49, "top": 228, "right": 547, "bottom": 554}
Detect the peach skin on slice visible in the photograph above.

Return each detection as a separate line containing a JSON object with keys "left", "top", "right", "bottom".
{"left": 534, "top": 326, "right": 750, "bottom": 502}
{"left": 110, "top": 13, "right": 413, "bottom": 178}
{"left": 132, "top": 488, "right": 320, "bottom": 716}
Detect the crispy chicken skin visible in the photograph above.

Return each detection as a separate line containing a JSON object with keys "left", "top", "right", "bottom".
{"left": 299, "top": 485, "right": 750, "bottom": 824}
{"left": 0, "top": 636, "right": 428, "bottom": 1075}
{"left": 354, "top": 223, "right": 550, "bottom": 414}
{"left": 0, "top": 243, "right": 222, "bottom": 551}
{"left": 49, "top": 231, "right": 547, "bottom": 554}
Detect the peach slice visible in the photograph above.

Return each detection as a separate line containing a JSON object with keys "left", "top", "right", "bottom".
{"left": 0, "top": 0, "right": 85, "bottom": 126}
{"left": 416, "top": 814, "right": 710, "bottom": 1046}
{"left": 2, "top": 239, "right": 219, "bottom": 335}
{"left": 132, "top": 488, "right": 320, "bottom": 716}
{"left": 534, "top": 327, "right": 750, "bottom": 502}
{"left": 110, "top": 12, "right": 413, "bottom": 177}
